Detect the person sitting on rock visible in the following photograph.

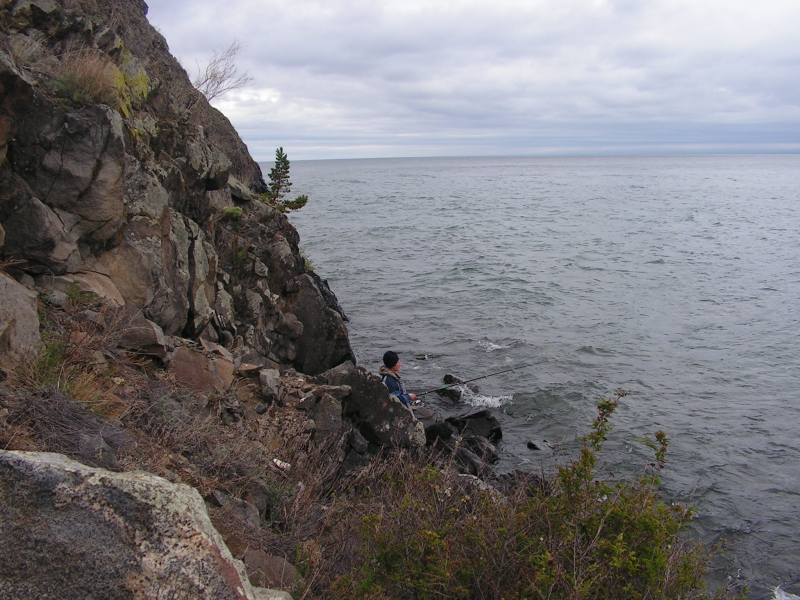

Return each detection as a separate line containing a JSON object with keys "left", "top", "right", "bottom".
{"left": 379, "top": 351, "right": 417, "bottom": 406}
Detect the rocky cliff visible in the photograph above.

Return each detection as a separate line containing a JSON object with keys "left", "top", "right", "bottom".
{"left": 0, "top": 3, "right": 508, "bottom": 597}
{"left": 0, "top": 0, "right": 352, "bottom": 377}
{"left": 0, "top": 3, "right": 428, "bottom": 594}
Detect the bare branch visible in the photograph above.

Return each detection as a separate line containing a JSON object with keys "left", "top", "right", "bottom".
{"left": 192, "top": 40, "right": 254, "bottom": 102}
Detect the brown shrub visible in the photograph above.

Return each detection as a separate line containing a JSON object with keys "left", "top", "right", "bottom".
{"left": 3, "top": 387, "right": 126, "bottom": 469}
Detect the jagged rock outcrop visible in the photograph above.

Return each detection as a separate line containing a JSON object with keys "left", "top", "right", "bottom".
{"left": 0, "top": 450, "right": 284, "bottom": 600}
{"left": 0, "top": 0, "right": 352, "bottom": 374}
{"left": 320, "top": 362, "right": 426, "bottom": 449}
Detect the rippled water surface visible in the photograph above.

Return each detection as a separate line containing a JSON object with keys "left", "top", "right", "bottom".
{"left": 277, "top": 155, "right": 800, "bottom": 597}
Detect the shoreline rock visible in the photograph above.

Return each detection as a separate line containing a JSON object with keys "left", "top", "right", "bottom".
{"left": 0, "top": 450, "right": 282, "bottom": 600}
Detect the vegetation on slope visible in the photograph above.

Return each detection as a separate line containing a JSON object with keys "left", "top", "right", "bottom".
{"left": 0, "top": 290, "right": 744, "bottom": 599}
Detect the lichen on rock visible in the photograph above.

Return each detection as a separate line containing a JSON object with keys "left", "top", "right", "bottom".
{"left": 0, "top": 450, "right": 273, "bottom": 599}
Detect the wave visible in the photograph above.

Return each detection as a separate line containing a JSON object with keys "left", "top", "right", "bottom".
{"left": 478, "top": 340, "right": 508, "bottom": 352}
{"left": 478, "top": 339, "right": 523, "bottom": 352}
{"left": 458, "top": 386, "right": 513, "bottom": 408}
{"left": 775, "top": 587, "right": 800, "bottom": 600}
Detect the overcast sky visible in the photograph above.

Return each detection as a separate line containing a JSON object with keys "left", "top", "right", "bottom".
{"left": 145, "top": 0, "right": 800, "bottom": 160}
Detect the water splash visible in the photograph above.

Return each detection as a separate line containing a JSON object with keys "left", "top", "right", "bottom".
{"left": 458, "top": 386, "right": 513, "bottom": 408}
{"left": 478, "top": 340, "right": 509, "bottom": 352}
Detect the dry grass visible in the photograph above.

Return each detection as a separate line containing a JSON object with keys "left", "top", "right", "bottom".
{"left": 0, "top": 259, "right": 26, "bottom": 273}
{"left": 8, "top": 34, "right": 47, "bottom": 69}
{"left": 6, "top": 291, "right": 130, "bottom": 417}
{"left": 52, "top": 49, "right": 118, "bottom": 107}
{"left": 2, "top": 387, "right": 126, "bottom": 469}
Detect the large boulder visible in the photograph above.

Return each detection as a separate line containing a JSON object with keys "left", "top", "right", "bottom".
{"left": 118, "top": 314, "right": 167, "bottom": 358}
{"left": 0, "top": 272, "right": 42, "bottom": 370}
{"left": 322, "top": 364, "right": 425, "bottom": 449}
{"left": 167, "top": 346, "right": 236, "bottom": 394}
{"left": 284, "top": 274, "right": 353, "bottom": 376}
{"left": 309, "top": 393, "right": 346, "bottom": 443}
{"left": 0, "top": 450, "right": 275, "bottom": 600}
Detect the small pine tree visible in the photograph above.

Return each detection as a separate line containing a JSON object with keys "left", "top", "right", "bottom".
{"left": 268, "top": 147, "right": 292, "bottom": 201}
{"left": 263, "top": 148, "right": 309, "bottom": 212}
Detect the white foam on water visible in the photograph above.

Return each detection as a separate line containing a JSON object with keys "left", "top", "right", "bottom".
{"left": 775, "top": 587, "right": 800, "bottom": 600}
{"left": 458, "top": 386, "right": 513, "bottom": 408}
{"left": 478, "top": 340, "right": 509, "bottom": 352}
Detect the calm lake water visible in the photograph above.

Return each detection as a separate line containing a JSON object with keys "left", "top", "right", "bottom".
{"left": 271, "top": 155, "right": 800, "bottom": 598}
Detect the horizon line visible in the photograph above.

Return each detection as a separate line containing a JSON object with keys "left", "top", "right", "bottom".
{"left": 253, "top": 148, "right": 800, "bottom": 163}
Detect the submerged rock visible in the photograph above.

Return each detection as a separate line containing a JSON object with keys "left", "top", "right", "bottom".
{"left": 436, "top": 373, "right": 480, "bottom": 403}
{"left": 446, "top": 409, "right": 502, "bottom": 442}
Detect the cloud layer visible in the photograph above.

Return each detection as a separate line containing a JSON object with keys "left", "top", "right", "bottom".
{"left": 146, "top": 0, "right": 800, "bottom": 159}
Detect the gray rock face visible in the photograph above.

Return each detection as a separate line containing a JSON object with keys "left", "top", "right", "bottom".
{"left": 122, "top": 156, "right": 169, "bottom": 219}
{"left": 0, "top": 450, "right": 263, "bottom": 600}
{"left": 286, "top": 274, "right": 353, "bottom": 376}
{"left": 98, "top": 210, "right": 218, "bottom": 337}
{"left": 35, "top": 272, "right": 125, "bottom": 306}
{"left": 323, "top": 364, "right": 425, "bottom": 449}
{"left": 0, "top": 272, "right": 42, "bottom": 370}
{"left": 8, "top": 0, "right": 61, "bottom": 30}
{"left": 2, "top": 194, "right": 82, "bottom": 274}
{"left": 187, "top": 137, "right": 231, "bottom": 191}
{"left": 10, "top": 103, "right": 126, "bottom": 246}
{"left": 1, "top": 0, "right": 357, "bottom": 378}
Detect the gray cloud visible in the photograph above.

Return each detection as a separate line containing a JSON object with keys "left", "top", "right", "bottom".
{"left": 146, "top": 0, "right": 800, "bottom": 159}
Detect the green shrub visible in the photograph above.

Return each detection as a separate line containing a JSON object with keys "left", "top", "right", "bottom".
{"left": 300, "top": 249, "right": 315, "bottom": 272}
{"left": 316, "top": 398, "right": 742, "bottom": 600}
{"left": 221, "top": 206, "right": 243, "bottom": 221}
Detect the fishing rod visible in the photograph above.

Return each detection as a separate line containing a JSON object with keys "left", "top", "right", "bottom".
{"left": 414, "top": 365, "right": 522, "bottom": 397}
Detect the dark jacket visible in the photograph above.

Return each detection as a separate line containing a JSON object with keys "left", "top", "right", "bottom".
{"left": 379, "top": 366, "right": 412, "bottom": 406}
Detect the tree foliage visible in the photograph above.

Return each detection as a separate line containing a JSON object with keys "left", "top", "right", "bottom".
{"left": 268, "top": 147, "right": 292, "bottom": 201}
{"left": 263, "top": 147, "right": 308, "bottom": 212}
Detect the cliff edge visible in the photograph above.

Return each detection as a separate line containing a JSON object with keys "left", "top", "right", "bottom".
{"left": 0, "top": 0, "right": 352, "bottom": 376}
